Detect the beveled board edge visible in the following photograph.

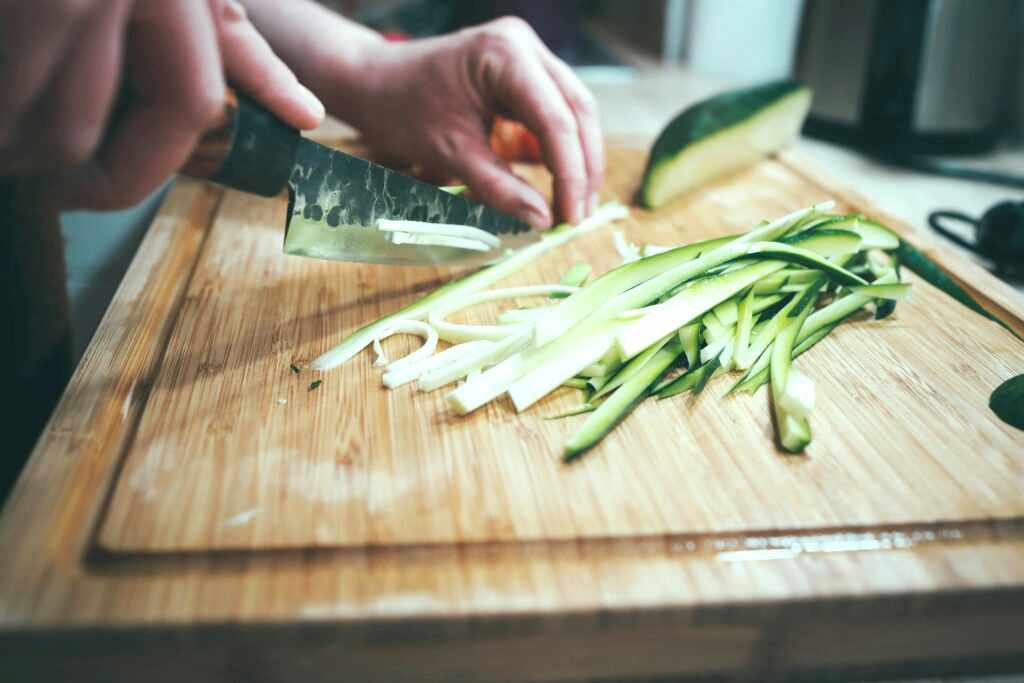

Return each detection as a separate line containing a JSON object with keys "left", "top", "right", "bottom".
{"left": 0, "top": 153, "right": 1022, "bottom": 647}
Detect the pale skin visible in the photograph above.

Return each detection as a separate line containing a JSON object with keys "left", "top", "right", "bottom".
{"left": 0, "top": 0, "right": 603, "bottom": 228}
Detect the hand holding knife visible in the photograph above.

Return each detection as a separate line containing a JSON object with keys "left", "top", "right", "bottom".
{"left": 182, "top": 88, "right": 535, "bottom": 266}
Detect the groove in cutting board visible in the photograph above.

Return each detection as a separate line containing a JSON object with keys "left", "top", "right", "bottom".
{"left": 97, "top": 146, "right": 1024, "bottom": 553}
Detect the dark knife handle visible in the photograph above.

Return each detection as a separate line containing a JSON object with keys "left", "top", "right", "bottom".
{"left": 182, "top": 87, "right": 300, "bottom": 197}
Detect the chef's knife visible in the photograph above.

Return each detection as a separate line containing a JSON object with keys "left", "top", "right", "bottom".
{"left": 182, "top": 88, "right": 536, "bottom": 265}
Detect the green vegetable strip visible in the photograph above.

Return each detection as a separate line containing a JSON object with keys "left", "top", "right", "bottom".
{"left": 770, "top": 298, "right": 817, "bottom": 453}
{"left": 679, "top": 323, "right": 701, "bottom": 368}
{"left": 897, "top": 239, "right": 1021, "bottom": 340}
{"left": 617, "top": 260, "right": 787, "bottom": 359}
{"left": 731, "top": 323, "right": 837, "bottom": 395}
{"left": 310, "top": 202, "right": 627, "bottom": 370}
{"left": 545, "top": 403, "right": 598, "bottom": 420}
{"left": 451, "top": 214, "right": 850, "bottom": 414}
{"left": 712, "top": 299, "right": 739, "bottom": 326}
{"left": 731, "top": 270, "right": 898, "bottom": 394}
{"left": 592, "top": 334, "right": 672, "bottom": 400}
{"left": 733, "top": 287, "right": 756, "bottom": 370}
{"left": 563, "top": 341, "right": 683, "bottom": 461}
{"left": 690, "top": 351, "right": 723, "bottom": 395}
{"left": 533, "top": 235, "right": 733, "bottom": 346}
{"left": 849, "top": 283, "right": 912, "bottom": 301}
{"left": 550, "top": 262, "right": 593, "bottom": 298}
{"left": 615, "top": 234, "right": 867, "bottom": 358}
{"left": 536, "top": 202, "right": 833, "bottom": 347}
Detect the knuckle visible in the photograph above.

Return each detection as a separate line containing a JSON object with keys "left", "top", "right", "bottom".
{"left": 569, "top": 91, "right": 598, "bottom": 118}
{"left": 54, "top": 0, "right": 94, "bottom": 21}
{"left": 561, "top": 171, "right": 587, "bottom": 193}
{"left": 183, "top": 85, "right": 226, "bottom": 131}
{"left": 492, "top": 15, "right": 531, "bottom": 35}
{"left": 546, "top": 109, "right": 578, "bottom": 138}
{"left": 475, "top": 16, "right": 531, "bottom": 53}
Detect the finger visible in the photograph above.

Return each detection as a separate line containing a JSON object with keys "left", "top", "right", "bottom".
{"left": 474, "top": 28, "right": 588, "bottom": 224}
{"left": 211, "top": 0, "right": 324, "bottom": 130}
{"left": 52, "top": 0, "right": 227, "bottom": 209}
{"left": 0, "top": 0, "right": 96, "bottom": 167}
{"left": 437, "top": 133, "right": 552, "bottom": 229}
{"left": 538, "top": 51, "right": 604, "bottom": 215}
{"left": 2, "top": 0, "right": 131, "bottom": 175}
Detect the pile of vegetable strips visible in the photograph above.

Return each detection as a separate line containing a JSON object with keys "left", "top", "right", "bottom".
{"left": 309, "top": 201, "right": 910, "bottom": 461}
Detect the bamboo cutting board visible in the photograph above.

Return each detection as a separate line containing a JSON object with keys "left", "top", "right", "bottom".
{"left": 95, "top": 142, "right": 1024, "bottom": 554}
{"left": 4, "top": 138, "right": 1024, "bottom": 682}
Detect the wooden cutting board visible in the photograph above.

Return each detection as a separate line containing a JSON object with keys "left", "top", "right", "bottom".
{"left": 3, "top": 139, "right": 1024, "bottom": 682}
{"left": 94, "top": 142, "right": 1024, "bottom": 554}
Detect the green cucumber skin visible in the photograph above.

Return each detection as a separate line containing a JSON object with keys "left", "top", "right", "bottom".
{"left": 563, "top": 343, "right": 683, "bottom": 462}
{"left": 897, "top": 239, "right": 1021, "bottom": 340}
{"left": 640, "top": 80, "right": 810, "bottom": 208}
{"left": 989, "top": 375, "right": 1024, "bottom": 431}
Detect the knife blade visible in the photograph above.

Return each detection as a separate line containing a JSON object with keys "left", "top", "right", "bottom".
{"left": 182, "top": 88, "right": 537, "bottom": 265}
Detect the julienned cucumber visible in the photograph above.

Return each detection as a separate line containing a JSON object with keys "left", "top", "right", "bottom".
{"left": 640, "top": 80, "right": 812, "bottom": 208}
{"left": 317, "top": 200, "right": 911, "bottom": 463}
{"left": 564, "top": 340, "right": 683, "bottom": 461}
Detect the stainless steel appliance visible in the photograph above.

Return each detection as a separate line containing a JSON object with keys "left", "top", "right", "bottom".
{"left": 795, "top": 0, "right": 1020, "bottom": 155}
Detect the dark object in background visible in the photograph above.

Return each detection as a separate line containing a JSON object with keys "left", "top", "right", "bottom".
{"left": 356, "top": 0, "right": 618, "bottom": 67}
{"left": 929, "top": 201, "right": 1024, "bottom": 278}
{"left": 0, "top": 181, "right": 73, "bottom": 503}
{"left": 796, "top": 0, "right": 1019, "bottom": 156}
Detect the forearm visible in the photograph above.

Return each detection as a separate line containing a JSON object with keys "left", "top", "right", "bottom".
{"left": 242, "top": 0, "right": 385, "bottom": 128}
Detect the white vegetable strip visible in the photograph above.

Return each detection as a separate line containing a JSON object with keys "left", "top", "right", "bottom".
{"left": 507, "top": 322, "right": 626, "bottom": 412}
{"left": 779, "top": 368, "right": 815, "bottom": 418}
{"left": 498, "top": 306, "right": 557, "bottom": 323}
{"left": 616, "top": 260, "right": 786, "bottom": 358}
{"left": 310, "top": 202, "right": 627, "bottom": 371}
{"left": 418, "top": 332, "right": 530, "bottom": 391}
{"left": 377, "top": 218, "right": 502, "bottom": 249}
{"left": 641, "top": 244, "right": 672, "bottom": 257}
{"left": 427, "top": 312, "right": 526, "bottom": 343}
{"left": 371, "top": 321, "right": 438, "bottom": 371}
{"left": 382, "top": 340, "right": 492, "bottom": 388}
{"left": 533, "top": 202, "right": 832, "bottom": 348}
{"left": 613, "top": 231, "right": 641, "bottom": 263}
{"left": 387, "top": 232, "right": 493, "bottom": 252}
{"left": 427, "top": 285, "right": 579, "bottom": 343}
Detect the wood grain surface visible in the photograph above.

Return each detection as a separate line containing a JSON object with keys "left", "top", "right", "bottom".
{"left": 96, "top": 144, "right": 1024, "bottom": 554}
{"left": 2, "top": 140, "right": 1023, "bottom": 682}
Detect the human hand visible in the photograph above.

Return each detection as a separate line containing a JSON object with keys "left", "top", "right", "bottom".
{"left": 0, "top": 0, "right": 325, "bottom": 210}
{"left": 330, "top": 17, "right": 604, "bottom": 229}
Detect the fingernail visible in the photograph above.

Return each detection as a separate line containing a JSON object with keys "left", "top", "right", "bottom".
{"left": 588, "top": 192, "right": 599, "bottom": 214}
{"left": 298, "top": 83, "right": 326, "bottom": 122}
{"left": 526, "top": 206, "right": 551, "bottom": 230}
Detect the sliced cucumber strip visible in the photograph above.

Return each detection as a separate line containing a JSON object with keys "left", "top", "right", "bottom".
{"left": 563, "top": 341, "right": 683, "bottom": 461}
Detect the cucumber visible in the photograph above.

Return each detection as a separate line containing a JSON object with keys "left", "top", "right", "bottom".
{"left": 770, "top": 293, "right": 818, "bottom": 453}
{"left": 640, "top": 80, "right": 812, "bottom": 208}
{"left": 564, "top": 341, "right": 684, "bottom": 461}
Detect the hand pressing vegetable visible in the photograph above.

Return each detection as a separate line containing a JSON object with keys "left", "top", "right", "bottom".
{"left": 252, "top": 8, "right": 605, "bottom": 229}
